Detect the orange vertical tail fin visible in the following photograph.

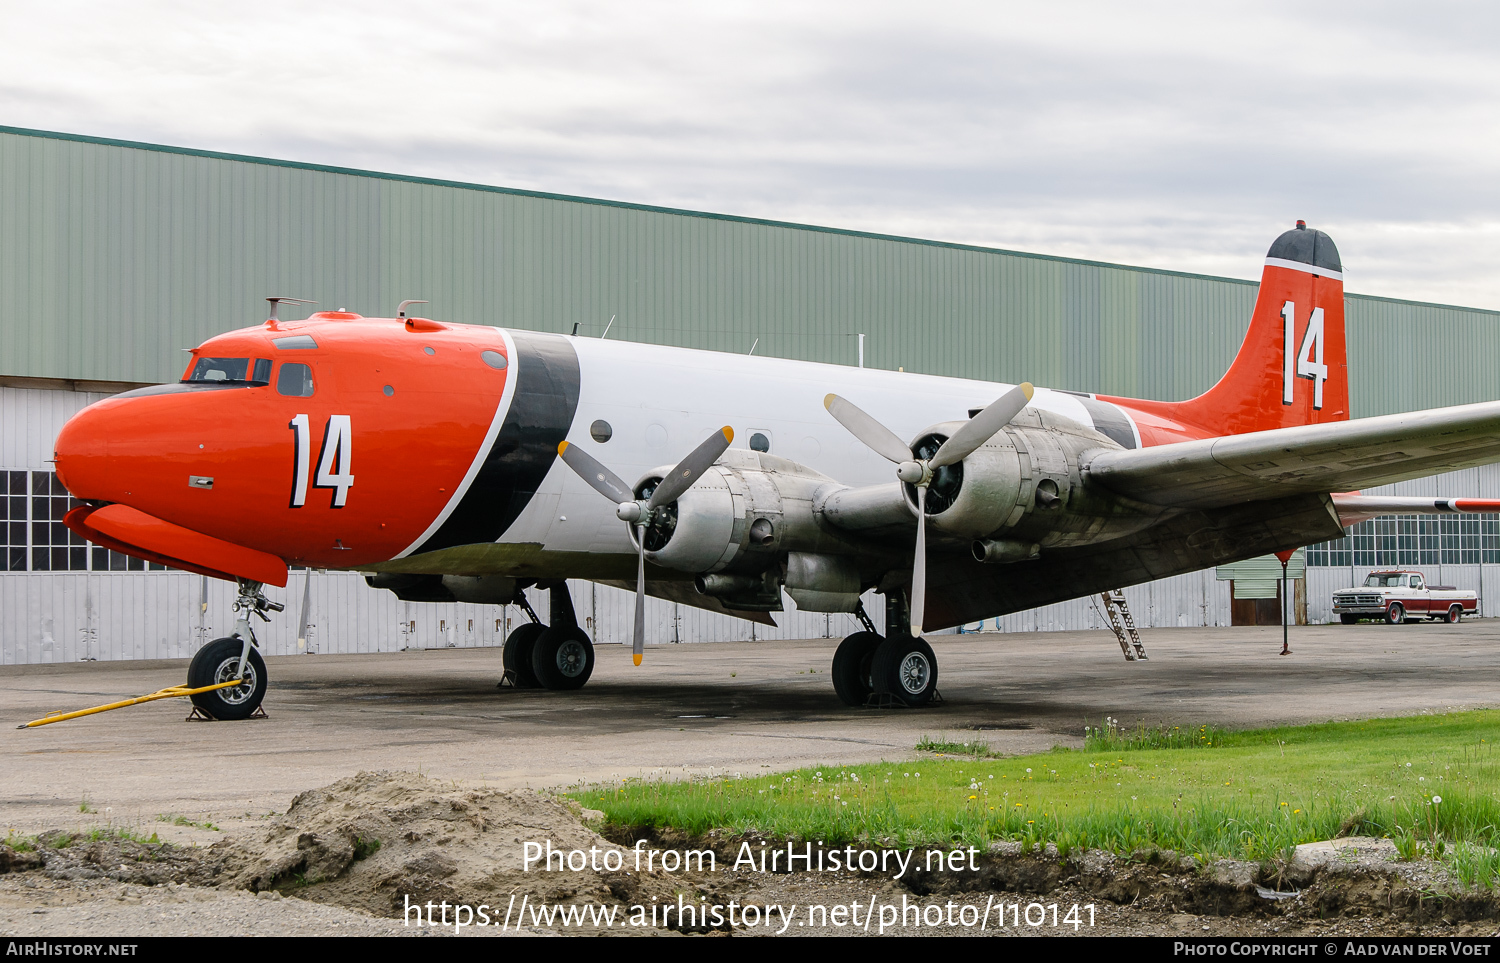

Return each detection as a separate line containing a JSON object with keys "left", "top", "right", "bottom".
{"left": 1102, "top": 223, "right": 1349, "bottom": 440}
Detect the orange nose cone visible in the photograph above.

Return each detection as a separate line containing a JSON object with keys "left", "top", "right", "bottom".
{"left": 52, "top": 398, "right": 118, "bottom": 501}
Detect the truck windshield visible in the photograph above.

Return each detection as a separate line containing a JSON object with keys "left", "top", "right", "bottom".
{"left": 1363, "top": 574, "right": 1406, "bottom": 587}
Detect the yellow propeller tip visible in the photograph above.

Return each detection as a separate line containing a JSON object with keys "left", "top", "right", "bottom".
{"left": 823, "top": 393, "right": 837, "bottom": 409}
{"left": 721, "top": 426, "right": 734, "bottom": 443}
{"left": 557, "top": 440, "right": 569, "bottom": 454}
{"left": 1021, "top": 382, "right": 1034, "bottom": 399}
{"left": 633, "top": 654, "right": 643, "bottom": 666}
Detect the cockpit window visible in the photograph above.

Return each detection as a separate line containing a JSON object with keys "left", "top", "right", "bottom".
{"left": 252, "top": 358, "right": 272, "bottom": 383}
{"left": 187, "top": 357, "right": 250, "bottom": 382}
{"left": 277, "top": 362, "right": 315, "bottom": 397}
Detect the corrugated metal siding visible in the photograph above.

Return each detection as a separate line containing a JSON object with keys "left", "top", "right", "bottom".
{"left": 11, "top": 126, "right": 1495, "bottom": 419}
{"left": 0, "top": 386, "right": 109, "bottom": 469}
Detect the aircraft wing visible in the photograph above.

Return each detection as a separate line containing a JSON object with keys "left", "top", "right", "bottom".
{"left": 1087, "top": 401, "right": 1500, "bottom": 510}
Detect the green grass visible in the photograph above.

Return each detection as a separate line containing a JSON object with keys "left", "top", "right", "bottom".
{"left": 572, "top": 711, "right": 1500, "bottom": 869}
{"left": 156, "top": 814, "right": 221, "bottom": 832}
{"left": 916, "top": 736, "right": 1001, "bottom": 758}
{"left": 2, "top": 835, "right": 37, "bottom": 853}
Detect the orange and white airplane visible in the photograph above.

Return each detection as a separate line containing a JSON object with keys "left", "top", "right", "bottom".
{"left": 50, "top": 223, "right": 1500, "bottom": 719}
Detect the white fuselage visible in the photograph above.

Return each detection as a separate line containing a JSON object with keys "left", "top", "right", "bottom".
{"left": 495, "top": 333, "right": 1125, "bottom": 555}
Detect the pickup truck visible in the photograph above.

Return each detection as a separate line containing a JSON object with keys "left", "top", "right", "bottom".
{"left": 1331, "top": 571, "right": 1479, "bottom": 624}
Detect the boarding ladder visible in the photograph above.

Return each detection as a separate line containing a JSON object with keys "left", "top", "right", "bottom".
{"left": 1097, "top": 590, "right": 1148, "bottom": 661}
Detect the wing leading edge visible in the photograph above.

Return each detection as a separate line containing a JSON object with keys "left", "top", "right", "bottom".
{"left": 1086, "top": 401, "right": 1500, "bottom": 510}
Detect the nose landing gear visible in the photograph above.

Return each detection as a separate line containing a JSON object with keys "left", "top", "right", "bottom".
{"left": 500, "top": 581, "right": 596, "bottom": 691}
{"left": 830, "top": 594, "right": 941, "bottom": 708}
{"left": 187, "top": 579, "right": 280, "bottom": 720}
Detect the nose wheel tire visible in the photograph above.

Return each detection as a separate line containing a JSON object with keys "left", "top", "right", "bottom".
{"left": 531, "top": 626, "right": 594, "bottom": 690}
{"left": 1446, "top": 604, "right": 1464, "bottom": 624}
{"left": 1386, "top": 603, "right": 1406, "bottom": 625}
{"left": 871, "top": 635, "right": 939, "bottom": 707}
{"left": 831, "top": 631, "right": 883, "bottom": 707}
{"left": 502, "top": 623, "right": 546, "bottom": 688}
{"left": 186, "top": 637, "right": 268, "bottom": 721}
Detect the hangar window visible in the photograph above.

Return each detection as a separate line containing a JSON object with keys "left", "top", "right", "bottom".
{"left": 187, "top": 357, "right": 250, "bottom": 382}
{"left": 0, "top": 470, "right": 163, "bottom": 573}
{"left": 277, "top": 363, "right": 315, "bottom": 397}
{"left": 1307, "top": 513, "right": 1500, "bottom": 566}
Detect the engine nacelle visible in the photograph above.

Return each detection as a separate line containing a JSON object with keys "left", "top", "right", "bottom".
{"left": 630, "top": 449, "right": 861, "bottom": 577}
{"left": 910, "top": 407, "right": 1153, "bottom": 550}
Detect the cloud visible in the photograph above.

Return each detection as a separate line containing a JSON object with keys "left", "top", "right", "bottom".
{"left": 5, "top": 1, "right": 1500, "bottom": 305}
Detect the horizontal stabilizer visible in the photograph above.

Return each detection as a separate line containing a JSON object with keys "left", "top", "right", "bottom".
{"left": 1331, "top": 494, "right": 1500, "bottom": 527}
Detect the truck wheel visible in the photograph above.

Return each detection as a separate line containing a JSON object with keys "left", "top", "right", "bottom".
{"left": 1446, "top": 604, "right": 1463, "bottom": 624}
{"left": 1386, "top": 603, "right": 1405, "bottom": 625}
{"left": 1340, "top": 614, "right": 1359, "bottom": 625}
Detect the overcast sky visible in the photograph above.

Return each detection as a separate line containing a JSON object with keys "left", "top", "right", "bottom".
{"left": 6, "top": 1, "right": 1500, "bottom": 307}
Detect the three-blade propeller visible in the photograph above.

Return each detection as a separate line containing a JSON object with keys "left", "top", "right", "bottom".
{"left": 824, "top": 383, "right": 1034, "bottom": 635}
{"left": 558, "top": 427, "right": 734, "bottom": 665}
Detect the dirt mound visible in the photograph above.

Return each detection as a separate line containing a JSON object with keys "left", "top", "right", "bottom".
{"left": 212, "top": 770, "right": 687, "bottom": 921}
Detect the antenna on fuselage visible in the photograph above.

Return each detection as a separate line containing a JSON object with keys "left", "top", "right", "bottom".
{"left": 748, "top": 338, "right": 758, "bottom": 356}
{"left": 601, "top": 314, "right": 616, "bottom": 339}
{"left": 266, "top": 297, "right": 317, "bottom": 323}
{"left": 396, "top": 300, "right": 429, "bottom": 319}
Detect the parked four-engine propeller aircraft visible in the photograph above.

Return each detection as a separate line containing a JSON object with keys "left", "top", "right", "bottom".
{"left": 49, "top": 223, "right": 1500, "bottom": 720}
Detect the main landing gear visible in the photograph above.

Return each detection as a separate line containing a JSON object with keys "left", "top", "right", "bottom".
{"left": 188, "top": 579, "right": 280, "bottom": 720}
{"left": 501, "top": 581, "right": 595, "bottom": 691}
{"left": 831, "top": 594, "right": 940, "bottom": 708}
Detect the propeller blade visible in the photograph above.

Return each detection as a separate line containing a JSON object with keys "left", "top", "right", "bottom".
{"left": 930, "top": 383, "right": 1034, "bottom": 469}
{"left": 557, "top": 441, "right": 635, "bottom": 504}
{"left": 648, "top": 427, "right": 734, "bottom": 509}
{"left": 910, "top": 485, "right": 927, "bottom": 635}
{"left": 633, "top": 524, "right": 646, "bottom": 665}
{"left": 824, "top": 394, "right": 914, "bottom": 465}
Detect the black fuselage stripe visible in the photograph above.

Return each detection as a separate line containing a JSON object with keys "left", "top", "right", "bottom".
{"left": 414, "top": 331, "right": 581, "bottom": 555}
{"left": 1077, "top": 396, "right": 1138, "bottom": 450}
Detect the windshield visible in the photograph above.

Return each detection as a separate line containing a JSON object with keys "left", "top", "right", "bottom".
{"left": 1363, "top": 574, "right": 1408, "bottom": 587}
{"left": 184, "top": 357, "right": 271, "bottom": 384}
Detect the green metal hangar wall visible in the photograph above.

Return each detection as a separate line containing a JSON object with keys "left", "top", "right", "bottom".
{"left": 3, "top": 125, "right": 1498, "bottom": 663}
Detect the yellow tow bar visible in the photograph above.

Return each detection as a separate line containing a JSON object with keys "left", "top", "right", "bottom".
{"left": 17, "top": 679, "right": 247, "bottom": 729}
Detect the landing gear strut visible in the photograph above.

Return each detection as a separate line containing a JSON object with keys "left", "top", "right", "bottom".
{"left": 501, "top": 581, "right": 595, "bottom": 690}
{"left": 188, "top": 579, "right": 280, "bottom": 720}
{"left": 830, "top": 593, "right": 940, "bottom": 708}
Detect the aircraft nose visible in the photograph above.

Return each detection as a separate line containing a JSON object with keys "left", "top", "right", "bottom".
{"left": 53, "top": 386, "right": 204, "bottom": 505}
{"left": 53, "top": 395, "right": 129, "bottom": 502}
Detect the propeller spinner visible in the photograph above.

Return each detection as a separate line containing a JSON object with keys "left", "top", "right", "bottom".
{"left": 824, "top": 383, "right": 1034, "bottom": 635}
{"left": 558, "top": 427, "right": 734, "bottom": 664}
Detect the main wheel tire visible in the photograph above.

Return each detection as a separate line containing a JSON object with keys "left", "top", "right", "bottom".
{"left": 503, "top": 623, "right": 546, "bottom": 688}
{"left": 831, "top": 631, "right": 883, "bottom": 707}
{"left": 187, "top": 637, "right": 267, "bottom": 721}
{"left": 1386, "top": 603, "right": 1406, "bottom": 625}
{"left": 531, "top": 626, "right": 594, "bottom": 690}
{"left": 1340, "top": 614, "right": 1359, "bottom": 625}
{"left": 1446, "top": 604, "right": 1463, "bottom": 624}
{"left": 871, "top": 635, "right": 938, "bottom": 707}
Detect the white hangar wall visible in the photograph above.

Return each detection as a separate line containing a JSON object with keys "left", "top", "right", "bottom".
{"left": 6, "top": 382, "right": 1500, "bottom": 665}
